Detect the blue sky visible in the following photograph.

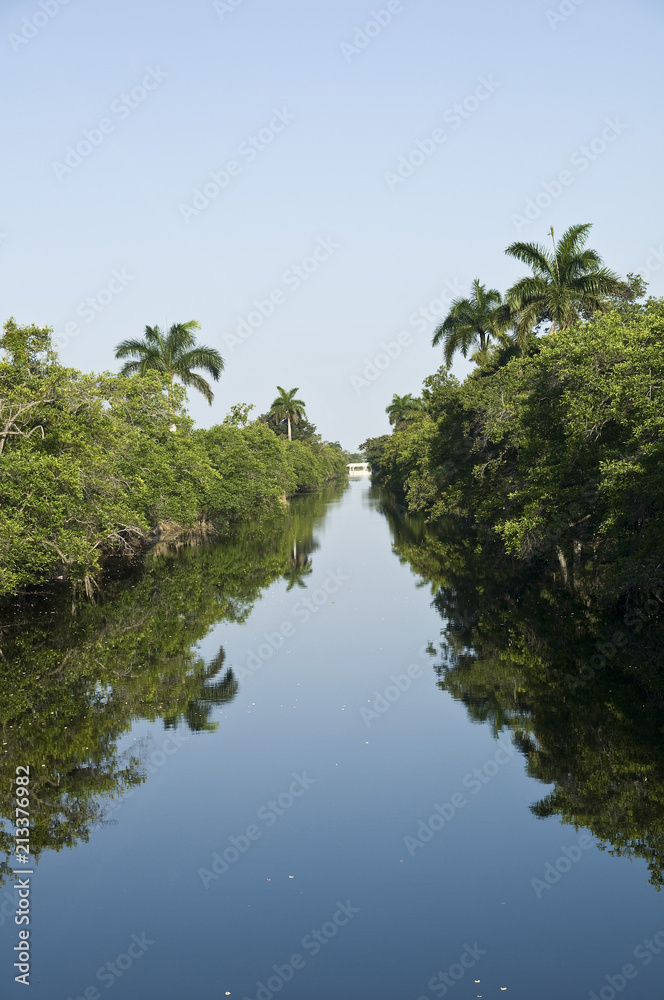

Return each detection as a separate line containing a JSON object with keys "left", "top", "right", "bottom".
{"left": 1, "top": 0, "right": 662, "bottom": 447}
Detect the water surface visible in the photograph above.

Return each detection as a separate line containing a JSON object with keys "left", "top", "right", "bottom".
{"left": 1, "top": 478, "right": 663, "bottom": 999}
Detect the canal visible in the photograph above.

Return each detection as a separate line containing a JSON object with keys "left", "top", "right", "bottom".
{"left": 1, "top": 476, "right": 662, "bottom": 999}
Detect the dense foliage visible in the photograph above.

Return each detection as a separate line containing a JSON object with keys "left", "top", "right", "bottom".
{"left": 0, "top": 320, "right": 346, "bottom": 597}
{"left": 370, "top": 298, "right": 664, "bottom": 606}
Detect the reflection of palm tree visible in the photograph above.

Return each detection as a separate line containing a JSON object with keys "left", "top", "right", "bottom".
{"left": 283, "top": 554, "right": 313, "bottom": 590}
{"left": 164, "top": 647, "right": 238, "bottom": 732}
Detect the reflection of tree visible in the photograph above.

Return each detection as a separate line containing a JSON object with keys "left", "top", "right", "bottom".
{"left": 381, "top": 497, "right": 664, "bottom": 890}
{"left": 275, "top": 482, "right": 349, "bottom": 592}
{"left": 283, "top": 557, "right": 313, "bottom": 591}
{"left": 0, "top": 482, "right": 347, "bottom": 881}
{"left": 163, "top": 650, "right": 238, "bottom": 732}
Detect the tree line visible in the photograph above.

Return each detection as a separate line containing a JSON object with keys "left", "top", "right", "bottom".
{"left": 363, "top": 224, "right": 663, "bottom": 606}
{"left": 0, "top": 320, "right": 347, "bottom": 598}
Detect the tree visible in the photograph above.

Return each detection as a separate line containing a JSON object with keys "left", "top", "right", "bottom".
{"left": 359, "top": 435, "right": 390, "bottom": 478}
{"left": 1, "top": 317, "right": 57, "bottom": 370}
{"left": 114, "top": 321, "right": 224, "bottom": 405}
{"left": 505, "top": 224, "right": 623, "bottom": 346}
{"left": 223, "top": 402, "right": 255, "bottom": 427}
{"left": 269, "top": 386, "right": 306, "bottom": 441}
{"left": 432, "top": 280, "right": 511, "bottom": 366}
{"left": 386, "top": 393, "right": 425, "bottom": 431}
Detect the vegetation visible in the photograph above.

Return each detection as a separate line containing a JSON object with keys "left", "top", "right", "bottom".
{"left": 367, "top": 226, "right": 663, "bottom": 608}
{"left": 385, "top": 393, "right": 425, "bottom": 431}
{"left": 431, "top": 224, "right": 631, "bottom": 364}
{"left": 505, "top": 224, "right": 625, "bottom": 346}
{"left": 268, "top": 386, "right": 306, "bottom": 441}
{"left": 114, "top": 320, "right": 224, "bottom": 404}
{"left": 0, "top": 322, "right": 346, "bottom": 598}
{"left": 432, "top": 279, "right": 510, "bottom": 365}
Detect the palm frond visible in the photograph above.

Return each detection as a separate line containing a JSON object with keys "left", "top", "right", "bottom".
{"left": 117, "top": 359, "right": 145, "bottom": 377}
{"left": 555, "top": 223, "right": 593, "bottom": 262}
{"left": 505, "top": 240, "right": 553, "bottom": 278}
{"left": 165, "top": 323, "right": 198, "bottom": 357}
{"left": 175, "top": 346, "right": 224, "bottom": 380}
{"left": 178, "top": 370, "right": 214, "bottom": 404}
{"left": 114, "top": 338, "right": 152, "bottom": 360}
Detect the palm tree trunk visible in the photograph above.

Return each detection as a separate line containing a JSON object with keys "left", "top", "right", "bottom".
{"left": 287, "top": 415, "right": 292, "bottom": 441}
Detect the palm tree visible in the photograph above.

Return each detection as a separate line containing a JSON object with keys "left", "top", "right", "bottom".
{"left": 432, "top": 280, "right": 511, "bottom": 366}
{"left": 114, "top": 321, "right": 224, "bottom": 405}
{"left": 386, "top": 393, "right": 424, "bottom": 431}
{"left": 269, "top": 386, "right": 306, "bottom": 441}
{"left": 505, "top": 223, "right": 623, "bottom": 346}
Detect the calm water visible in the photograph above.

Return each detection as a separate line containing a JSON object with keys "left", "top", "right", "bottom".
{"left": 1, "top": 477, "right": 663, "bottom": 999}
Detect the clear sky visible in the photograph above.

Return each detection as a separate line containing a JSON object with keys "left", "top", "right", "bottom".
{"left": 2, "top": 0, "right": 662, "bottom": 448}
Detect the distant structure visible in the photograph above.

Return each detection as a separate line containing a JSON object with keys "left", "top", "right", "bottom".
{"left": 346, "top": 462, "right": 371, "bottom": 477}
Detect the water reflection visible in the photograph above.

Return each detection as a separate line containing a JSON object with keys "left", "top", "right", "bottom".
{"left": 0, "top": 482, "right": 347, "bottom": 880}
{"left": 379, "top": 493, "right": 664, "bottom": 890}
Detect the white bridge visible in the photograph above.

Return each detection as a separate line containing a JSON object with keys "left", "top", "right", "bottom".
{"left": 346, "top": 462, "right": 371, "bottom": 476}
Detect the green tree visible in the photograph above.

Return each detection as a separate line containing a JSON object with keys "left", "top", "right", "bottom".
{"left": 269, "top": 386, "right": 306, "bottom": 441}
{"left": 1, "top": 317, "right": 57, "bottom": 370}
{"left": 432, "top": 280, "right": 510, "bottom": 366}
{"left": 385, "top": 393, "right": 425, "bottom": 431}
{"left": 223, "top": 402, "right": 255, "bottom": 427}
{"left": 359, "top": 435, "right": 390, "bottom": 478}
{"left": 114, "top": 321, "right": 224, "bottom": 405}
{"left": 505, "top": 224, "right": 623, "bottom": 345}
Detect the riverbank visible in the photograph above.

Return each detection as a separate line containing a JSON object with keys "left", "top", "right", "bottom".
{"left": 366, "top": 298, "right": 664, "bottom": 607}
{"left": 0, "top": 324, "right": 347, "bottom": 598}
